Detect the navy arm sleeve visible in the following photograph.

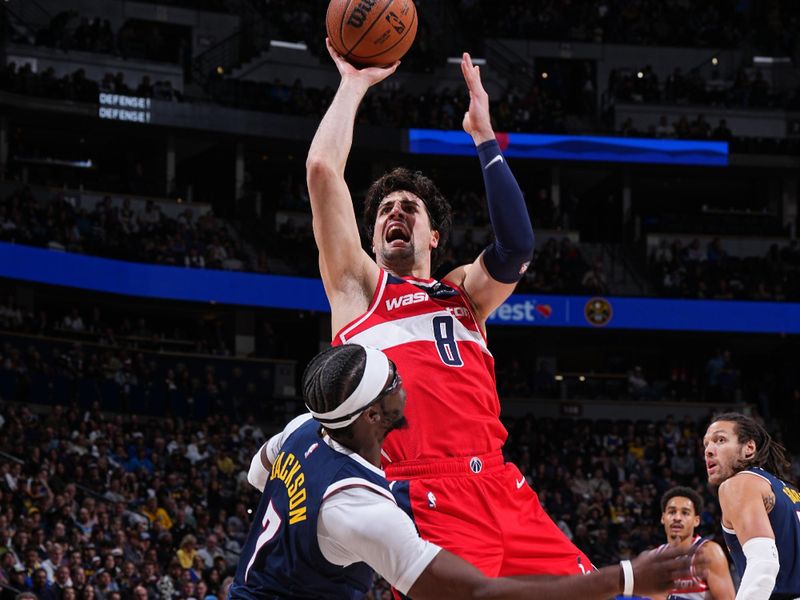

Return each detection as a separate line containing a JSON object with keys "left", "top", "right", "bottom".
{"left": 477, "top": 139, "right": 535, "bottom": 283}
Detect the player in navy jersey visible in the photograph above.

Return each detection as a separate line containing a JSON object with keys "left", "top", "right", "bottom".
{"left": 650, "top": 487, "right": 734, "bottom": 600}
{"left": 231, "top": 344, "right": 699, "bottom": 600}
{"left": 703, "top": 413, "right": 800, "bottom": 600}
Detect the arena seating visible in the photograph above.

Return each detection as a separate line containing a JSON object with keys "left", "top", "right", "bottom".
{"left": 1, "top": 2, "right": 799, "bottom": 597}
{"left": 0, "top": 398, "right": 795, "bottom": 599}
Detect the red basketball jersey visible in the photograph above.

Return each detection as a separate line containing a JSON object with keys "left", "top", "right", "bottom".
{"left": 658, "top": 536, "right": 711, "bottom": 600}
{"left": 333, "top": 270, "right": 507, "bottom": 463}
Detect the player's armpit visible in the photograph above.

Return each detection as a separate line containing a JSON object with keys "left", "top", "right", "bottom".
{"left": 718, "top": 473, "right": 775, "bottom": 543}
{"left": 446, "top": 254, "right": 518, "bottom": 326}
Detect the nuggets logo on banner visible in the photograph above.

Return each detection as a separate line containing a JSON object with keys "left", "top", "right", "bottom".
{"left": 585, "top": 297, "right": 613, "bottom": 327}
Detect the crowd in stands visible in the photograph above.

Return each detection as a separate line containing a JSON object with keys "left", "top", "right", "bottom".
{"left": 460, "top": 0, "right": 799, "bottom": 52}
{"left": 206, "top": 74, "right": 570, "bottom": 134}
{"left": 649, "top": 238, "right": 800, "bottom": 301}
{"left": 619, "top": 114, "right": 733, "bottom": 141}
{"left": 608, "top": 65, "right": 800, "bottom": 112}
{"left": 0, "top": 188, "right": 254, "bottom": 274}
{"left": 0, "top": 401, "right": 260, "bottom": 600}
{"left": 0, "top": 63, "right": 180, "bottom": 104}
{"left": 0, "top": 399, "right": 796, "bottom": 600}
{"left": 4, "top": 179, "right": 800, "bottom": 303}
{"left": 0, "top": 325, "right": 281, "bottom": 422}
{"left": 0, "top": 299, "right": 243, "bottom": 360}
{"left": 495, "top": 343, "right": 746, "bottom": 407}
{"left": 133, "top": 0, "right": 228, "bottom": 12}
{"left": 11, "top": 10, "right": 189, "bottom": 65}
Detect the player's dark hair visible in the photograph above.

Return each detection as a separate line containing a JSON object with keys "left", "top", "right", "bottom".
{"left": 711, "top": 412, "right": 793, "bottom": 483}
{"left": 302, "top": 345, "right": 366, "bottom": 441}
{"left": 660, "top": 486, "right": 702, "bottom": 515}
{"left": 363, "top": 167, "right": 452, "bottom": 269}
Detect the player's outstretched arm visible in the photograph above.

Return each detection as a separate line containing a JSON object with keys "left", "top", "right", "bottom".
{"left": 330, "top": 487, "right": 693, "bottom": 600}
{"left": 718, "top": 474, "right": 778, "bottom": 600}
{"left": 408, "top": 545, "right": 694, "bottom": 600}
{"left": 700, "top": 541, "right": 735, "bottom": 600}
{"left": 306, "top": 39, "right": 397, "bottom": 324}
{"left": 445, "top": 52, "right": 534, "bottom": 326}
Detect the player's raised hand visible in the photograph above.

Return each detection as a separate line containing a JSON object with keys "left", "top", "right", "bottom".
{"left": 460, "top": 52, "right": 495, "bottom": 144}
{"left": 326, "top": 38, "right": 400, "bottom": 88}
{"left": 627, "top": 546, "right": 702, "bottom": 596}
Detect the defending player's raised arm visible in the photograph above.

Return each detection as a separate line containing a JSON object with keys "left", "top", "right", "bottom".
{"left": 305, "top": 40, "right": 396, "bottom": 310}
{"left": 326, "top": 488, "right": 695, "bottom": 600}
{"left": 718, "top": 473, "right": 779, "bottom": 600}
{"left": 445, "top": 53, "right": 534, "bottom": 325}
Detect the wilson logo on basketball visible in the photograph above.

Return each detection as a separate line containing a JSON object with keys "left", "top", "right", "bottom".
{"left": 347, "top": 0, "right": 378, "bottom": 27}
{"left": 386, "top": 11, "right": 405, "bottom": 33}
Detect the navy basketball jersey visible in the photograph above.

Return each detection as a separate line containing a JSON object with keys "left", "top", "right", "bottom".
{"left": 229, "top": 418, "right": 396, "bottom": 600}
{"left": 722, "top": 468, "right": 800, "bottom": 597}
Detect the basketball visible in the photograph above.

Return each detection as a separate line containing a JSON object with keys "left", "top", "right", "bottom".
{"left": 326, "top": 0, "right": 418, "bottom": 66}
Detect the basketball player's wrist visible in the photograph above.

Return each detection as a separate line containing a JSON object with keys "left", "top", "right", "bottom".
{"left": 338, "top": 76, "right": 371, "bottom": 98}
{"left": 471, "top": 130, "right": 496, "bottom": 146}
{"left": 619, "top": 559, "right": 634, "bottom": 596}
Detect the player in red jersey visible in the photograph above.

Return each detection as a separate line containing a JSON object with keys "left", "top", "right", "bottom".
{"left": 306, "top": 39, "right": 591, "bottom": 578}
{"left": 651, "top": 487, "right": 734, "bottom": 600}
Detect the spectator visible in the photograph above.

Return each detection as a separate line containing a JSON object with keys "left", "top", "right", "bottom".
{"left": 628, "top": 366, "right": 652, "bottom": 398}
{"left": 62, "top": 310, "right": 86, "bottom": 333}
{"left": 195, "top": 535, "right": 224, "bottom": 570}
{"left": 175, "top": 536, "right": 197, "bottom": 570}
{"left": 140, "top": 498, "right": 172, "bottom": 531}
{"left": 581, "top": 260, "right": 609, "bottom": 294}
{"left": 41, "top": 544, "right": 65, "bottom": 583}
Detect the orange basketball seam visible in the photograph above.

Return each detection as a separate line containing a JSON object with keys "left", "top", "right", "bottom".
{"left": 349, "top": 1, "right": 416, "bottom": 60}
{"left": 343, "top": 0, "right": 398, "bottom": 63}
{"left": 339, "top": 0, "right": 358, "bottom": 56}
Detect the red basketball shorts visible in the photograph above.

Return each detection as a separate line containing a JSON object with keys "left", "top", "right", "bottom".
{"left": 387, "top": 451, "right": 593, "bottom": 577}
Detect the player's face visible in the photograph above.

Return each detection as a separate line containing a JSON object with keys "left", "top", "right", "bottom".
{"left": 661, "top": 496, "right": 699, "bottom": 543}
{"left": 373, "top": 191, "right": 439, "bottom": 271}
{"left": 375, "top": 371, "right": 407, "bottom": 441}
{"left": 703, "top": 420, "right": 756, "bottom": 486}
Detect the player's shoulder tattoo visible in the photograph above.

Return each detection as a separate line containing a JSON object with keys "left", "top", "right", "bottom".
{"left": 763, "top": 492, "right": 776, "bottom": 513}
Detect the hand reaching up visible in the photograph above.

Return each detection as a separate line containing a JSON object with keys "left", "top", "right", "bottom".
{"left": 460, "top": 52, "right": 495, "bottom": 145}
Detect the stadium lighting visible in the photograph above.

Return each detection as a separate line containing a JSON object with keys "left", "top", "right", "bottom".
{"left": 579, "top": 376, "right": 586, "bottom": 382}
{"left": 447, "top": 57, "right": 486, "bottom": 65}
{"left": 711, "top": 57, "right": 719, "bottom": 65}
{"left": 216, "top": 65, "right": 224, "bottom": 75}
{"left": 637, "top": 71, "right": 644, "bottom": 79}
{"left": 554, "top": 375, "right": 564, "bottom": 381}
{"left": 753, "top": 56, "right": 791, "bottom": 65}
{"left": 541, "top": 72, "right": 549, "bottom": 79}
{"left": 270, "top": 40, "right": 308, "bottom": 51}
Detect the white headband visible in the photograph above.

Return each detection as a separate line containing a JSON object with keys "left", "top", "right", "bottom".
{"left": 307, "top": 346, "right": 392, "bottom": 430}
